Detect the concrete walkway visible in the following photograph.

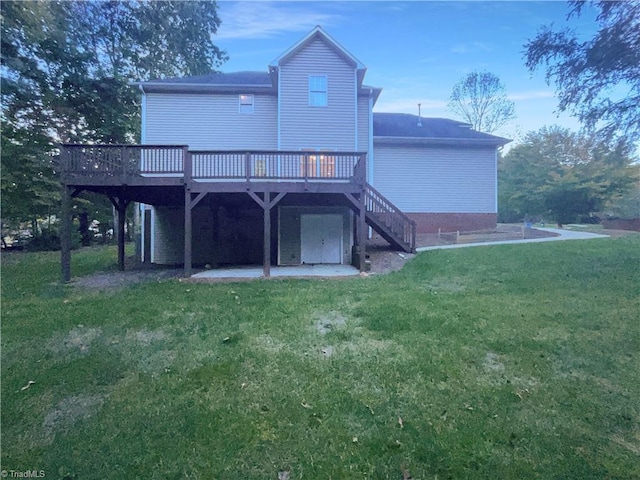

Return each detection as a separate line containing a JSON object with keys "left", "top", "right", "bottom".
{"left": 416, "top": 227, "right": 609, "bottom": 252}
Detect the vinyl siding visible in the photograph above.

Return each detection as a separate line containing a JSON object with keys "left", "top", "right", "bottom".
{"left": 279, "top": 38, "right": 357, "bottom": 150}
{"left": 278, "top": 208, "right": 302, "bottom": 265}
{"left": 153, "top": 206, "right": 215, "bottom": 265}
{"left": 373, "top": 144, "right": 497, "bottom": 214}
{"left": 357, "top": 96, "right": 369, "bottom": 152}
{"left": 145, "top": 93, "right": 277, "bottom": 150}
{"left": 153, "top": 207, "right": 182, "bottom": 264}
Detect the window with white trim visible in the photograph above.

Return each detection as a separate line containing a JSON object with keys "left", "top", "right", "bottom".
{"left": 309, "top": 76, "right": 327, "bottom": 106}
{"left": 239, "top": 94, "right": 254, "bottom": 113}
{"left": 301, "top": 148, "right": 335, "bottom": 178}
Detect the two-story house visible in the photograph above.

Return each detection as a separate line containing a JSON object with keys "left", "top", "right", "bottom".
{"left": 59, "top": 26, "right": 508, "bottom": 281}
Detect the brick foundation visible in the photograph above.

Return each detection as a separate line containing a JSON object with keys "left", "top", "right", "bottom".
{"left": 407, "top": 213, "right": 497, "bottom": 234}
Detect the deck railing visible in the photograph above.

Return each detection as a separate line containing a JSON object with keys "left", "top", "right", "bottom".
{"left": 190, "top": 150, "right": 364, "bottom": 182}
{"left": 60, "top": 144, "right": 187, "bottom": 178}
{"left": 60, "top": 145, "right": 366, "bottom": 184}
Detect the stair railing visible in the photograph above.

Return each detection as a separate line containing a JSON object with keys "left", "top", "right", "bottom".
{"left": 365, "top": 183, "right": 417, "bottom": 251}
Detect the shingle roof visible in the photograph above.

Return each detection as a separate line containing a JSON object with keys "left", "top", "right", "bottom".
{"left": 137, "top": 70, "right": 381, "bottom": 100}
{"left": 143, "top": 71, "right": 272, "bottom": 86}
{"left": 373, "top": 113, "right": 510, "bottom": 146}
{"left": 136, "top": 71, "right": 275, "bottom": 94}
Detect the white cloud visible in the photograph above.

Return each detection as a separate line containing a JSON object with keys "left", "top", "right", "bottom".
{"left": 216, "top": 1, "right": 339, "bottom": 40}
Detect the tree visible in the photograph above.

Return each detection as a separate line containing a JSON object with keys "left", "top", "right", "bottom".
{"left": 447, "top": 71, "right": 515, "bottom": 133}
{"left": 498, "top": 126, "right": 636, "bottom": 224}
{"left": 0, "top": 1, "right": 65, "bottom": 231}
{"left": 525, "top": 1, "right": 640, "bottom": 144}
{"left": 1, "top": 0, "right": 227, "bottom": 239}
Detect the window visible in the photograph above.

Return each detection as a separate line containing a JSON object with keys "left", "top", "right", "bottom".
{"left": 239, "top": 94, "right": 254, "bottom": 113}
{"left": 253, "top": 156, "right": 267, "bottom": 177}
{"left": 309, "top": 76, "right": 327, "bottom": 106}
{"left": 301, "top": 149, "right": 335, "bottom": 178}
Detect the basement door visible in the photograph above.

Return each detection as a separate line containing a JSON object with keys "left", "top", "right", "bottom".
{"left": 300, "top": 214, "right": 343, "bottom": 264}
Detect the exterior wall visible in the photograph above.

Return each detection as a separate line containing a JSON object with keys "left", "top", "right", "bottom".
{"left": 145, "top": 93, "right": 277, "bottom": 150}
{"left": 357, "top": 95, "right": 369, "bottom": 152}
{"left": 213, "top": 207, "right": 264, "bottom": 266}
{"left": 153, "top": 205, "right": 215, "bottom": 265}
{"left": 278, "top": 206, "right": 353, "bottom": 265}
{"left": 279, "top": 38, "right": 357, "bottom": 150}
{"left": 153, "top": 207, "right": 183, "bottom": 264}
{"left": 408, "top": 213, "right": 497, "bottom": 234}
{"left": 373, "top": 143, "right": 497, "bottom": 215}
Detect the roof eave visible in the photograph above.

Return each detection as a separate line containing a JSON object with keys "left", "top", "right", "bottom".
{"left": 373, "top": 136, "right": 511, "bottom": 147}
{"left": 136, "top": 83, "right": 276, "bottom": 94}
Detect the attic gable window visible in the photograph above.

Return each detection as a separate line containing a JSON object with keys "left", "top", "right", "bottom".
{"left": 309, "top": 76, "right": 327, "bottom": 106}
{"left": 239, "top": 94, "right": 254, "bottom": 113}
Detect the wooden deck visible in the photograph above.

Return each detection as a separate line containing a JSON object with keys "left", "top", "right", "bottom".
{"left": 58, "top": 144, "right": 415, "bottom": 282}
{"left": 60, "top": 145, "right": 367, "bottom": 195}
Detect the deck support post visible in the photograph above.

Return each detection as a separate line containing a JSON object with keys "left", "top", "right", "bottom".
{"left": 343, "top": 191, "right": 368, "bottom": 273}
{"left": 108, "top": 196, "right": 131, "bottom": 272}
{"left": 358, "top": 190, "right": 367, "bottom": 273}
{"left": 184, "top": 188, "right": 192, "bottom": 278}
{"left": 263, "top": 191, "right": 271, "bottom": 278}
{"left": 183, "top": 148, "right": 193, "bottom": 278}
{"left": 116, "top": 201, "right": 128, "bottom": 271}
{"left": 60, "top": 184, "right": 72, "bottom": 283}
{"left": 248, "top": 191, "right": 286, "bottom": 279}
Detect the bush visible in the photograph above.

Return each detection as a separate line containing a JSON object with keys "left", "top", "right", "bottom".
{"left": 24, "top": 231, "right": 81, "bottom": 252}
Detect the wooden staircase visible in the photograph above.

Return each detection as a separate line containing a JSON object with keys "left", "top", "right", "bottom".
{"left": 364, "top": 183, "right": 416, "bottom": 253}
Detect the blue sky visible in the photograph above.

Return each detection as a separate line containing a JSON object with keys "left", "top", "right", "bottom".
{"left": 213, "top": 0, "right": 599, "bottom": 144}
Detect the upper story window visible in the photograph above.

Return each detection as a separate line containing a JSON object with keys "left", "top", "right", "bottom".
{"left": 309, "top": 76, "right": 327, "bottom": 107}
{"left": 239, "top": 94, "right": 254, "bottom": 113}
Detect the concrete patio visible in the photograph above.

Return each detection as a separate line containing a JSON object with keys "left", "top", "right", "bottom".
{"left": 191, "top": 264, "right": 360, "bottom": 280}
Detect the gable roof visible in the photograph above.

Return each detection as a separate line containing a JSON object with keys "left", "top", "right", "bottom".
{"left": 269, "top": 26, "right": 368, "bottom": 89}
{"left": 136, "top": 27, "right": 376, "bottom": 96}
{"left": 373, "top": 113, "right": 511, "bottom": 147}
{"left": 270, "top": 25, "right": 366, "bottom": 70}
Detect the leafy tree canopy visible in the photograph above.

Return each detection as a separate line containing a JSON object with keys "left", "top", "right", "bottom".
{"left": 1, "top": 0, "right": 226, "bottom": 230}
{"left": 525, "top": 1, "right": 640, "bottom": 145}
{"left": 499, "top": 126, "right": 637, "bottom": 224}
{"left": 447, "top": 70, "right": 515, "bottom": 134}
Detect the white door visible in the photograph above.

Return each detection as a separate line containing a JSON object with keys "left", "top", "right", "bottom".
{"left": 301, "top": 214, "right": 343, "bottom": 264}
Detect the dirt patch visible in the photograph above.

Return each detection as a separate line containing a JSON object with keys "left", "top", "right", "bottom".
{"left": 423, "top": 277, "right": 466, "bottom": 294}
{"left": 42, "top": 394, "right": 105, "bottom": 442}
{"left": 128, "top": 328, "right": 167, "bottom": 345}
{"left": 314, "top": 311, "right": 348, "bottom": 335}
{"left": 49, "top": 325, "right": 103, "bottom": 356}
{"left": 483, "top": 352, "right": 505, "bottom": 372}
{"left": 320, "top": 345, "right": 335, "bottom": 358}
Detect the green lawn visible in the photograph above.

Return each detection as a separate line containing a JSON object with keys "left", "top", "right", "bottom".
{"left": 2, "top": 238, "right": 639, "bottom": 479}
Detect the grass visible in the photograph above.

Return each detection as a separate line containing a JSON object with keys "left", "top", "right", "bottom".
{"left": 2, "top": 238, "right": 639, "bottom": 479}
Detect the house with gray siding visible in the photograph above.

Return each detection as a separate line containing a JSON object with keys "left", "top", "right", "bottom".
{"left": 59, "top": 26, "right": 508, "bottom": 280}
